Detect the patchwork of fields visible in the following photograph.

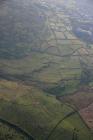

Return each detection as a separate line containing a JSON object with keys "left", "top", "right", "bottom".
{"left": 0, "top": 0, "right": 93, "bottom": 139}
{"left": 0, "top": 80, "right": 92, "bottom": 140}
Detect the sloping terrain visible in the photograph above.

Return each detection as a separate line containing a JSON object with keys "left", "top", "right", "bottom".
{"left": 0, "top": 121, "right": 29, "bottom": 140}
{"left": 0, "top": 80, "right": 92, "bottom": 140}
{"left": 0, "top": 0, "right": 93, "bottom": 139}
{"left": 60, "top": 87, "right": 93, "bottom": 129}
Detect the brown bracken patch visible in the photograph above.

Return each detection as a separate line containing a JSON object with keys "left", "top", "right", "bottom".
{"left": 59, "top": 87, "right": 93, "bottom": 129}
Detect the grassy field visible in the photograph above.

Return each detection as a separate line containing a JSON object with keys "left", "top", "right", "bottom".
{"left": 0, "top": 80, "right": 92, "bottom": 140}
{"left": 0, "top": 0, "right": 93, "bottom": 139}
{"left": 60, "top": 87, "right": 93, "bottom": 129}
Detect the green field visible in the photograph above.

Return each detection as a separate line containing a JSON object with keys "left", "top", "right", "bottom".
{"left": 0, "top": 80, "right": 92, "bottom": 140}
{"left": 0, "top": 0, "right": 93, "bottom": 139}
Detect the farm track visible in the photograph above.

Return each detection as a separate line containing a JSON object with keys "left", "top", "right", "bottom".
{"left": 31, "top": 47, "right": 93, "bottom": 58}
{"left": 45, "top": 111, "right": 76, "bottom": 140}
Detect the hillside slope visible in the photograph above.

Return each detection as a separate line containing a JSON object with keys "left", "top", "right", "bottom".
{"left": 0, "top": 80, "right": 92, "bottom": 140}
{"left": 0, "top": 0, "right": 93, "bottom": 139}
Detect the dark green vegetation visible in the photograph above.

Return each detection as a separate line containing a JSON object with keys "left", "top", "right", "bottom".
{"left": 0, "top": 121, "right": 30, "bottom": 140}
{"left": 0, "top": 0, "right": 49, "bottom": 59}
{"left": 0, "top": 0, "right": 93, "bottom": 139}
